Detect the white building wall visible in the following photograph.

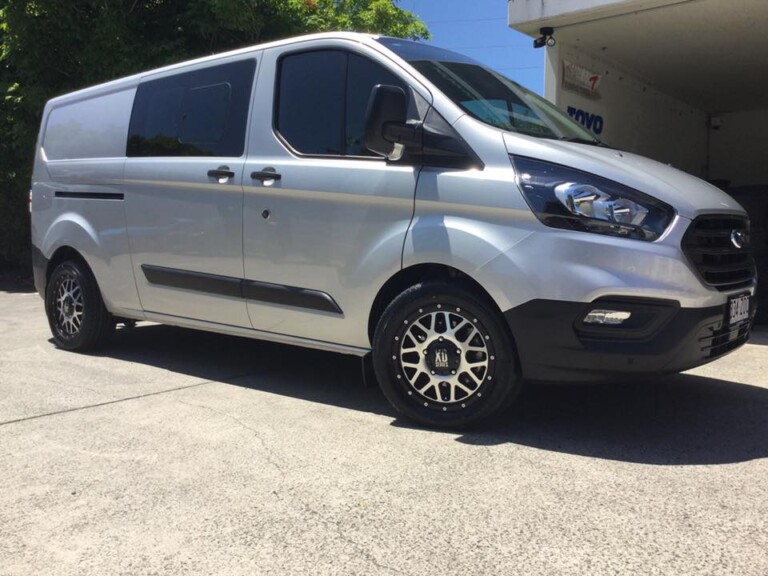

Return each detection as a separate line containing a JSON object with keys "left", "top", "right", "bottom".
{"left": 545, "top": 43, "right": 708, "bottom": 178}
{"left": 507, "top": 0, "right": 686, "bottom": 33}
{"left": 709, "top": 108, "right": 768, "bottom": 187}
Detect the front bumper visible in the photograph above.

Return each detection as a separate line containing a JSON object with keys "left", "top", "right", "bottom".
{"left": 504, "top": 296, "right": 755, "bottom": 383}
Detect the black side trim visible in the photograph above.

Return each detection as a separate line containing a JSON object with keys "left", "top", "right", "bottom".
{"left": 242, "top": 279, "right": 342, "bottom": 314}
{"left": 142, "top": 265, "right": 241, "bottom": 298}
{"left": 55, "top": 191, "right": 124, "bottom": 201}
{"left": 141, "top": 264, "right": 343, "bottom": 315}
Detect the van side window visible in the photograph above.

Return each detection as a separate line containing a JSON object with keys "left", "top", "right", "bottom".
{"left": 276, "top": 51, "right": 346, "bottom": 156}
{"left": 276, "top": 50, "right": 407, "bottom": 157}
{"left": 128, "top": 59, "right": 256, "bottom": 158}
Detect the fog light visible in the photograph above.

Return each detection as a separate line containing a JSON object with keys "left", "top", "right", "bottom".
{"left": 583, "top": 310, "right": 632, "bottom": 325}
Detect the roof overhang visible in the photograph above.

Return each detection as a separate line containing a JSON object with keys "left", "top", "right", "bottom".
{"left": 508, "top": 0, "right": 768, "bottom": 112}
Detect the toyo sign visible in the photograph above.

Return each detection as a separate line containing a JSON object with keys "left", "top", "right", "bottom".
{"left": 567, "top": 106, "right": 604, "bottom": 135}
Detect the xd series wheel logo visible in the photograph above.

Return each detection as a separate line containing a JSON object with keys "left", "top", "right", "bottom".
{"left": 434, "top": 349, "right": 449, "bottom": 369}
{"left": 424, "top": 339, "right": 461, "bottom": 376}
{"left": 730, "top": 230, "right": 745, "bottom": 249}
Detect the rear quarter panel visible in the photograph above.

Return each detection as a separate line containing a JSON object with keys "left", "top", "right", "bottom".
{"left": 32, "top": 86, "right": 141, "bottom": 315}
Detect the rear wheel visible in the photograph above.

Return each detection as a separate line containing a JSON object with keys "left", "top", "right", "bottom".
{"left": 45, "top": 260, "right": 115, "bottom": 351}
{"left": 373, "top": 281, "right": 521, "bottom": 428}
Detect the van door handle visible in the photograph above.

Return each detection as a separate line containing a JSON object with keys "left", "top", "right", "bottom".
{"left": 207, "top": 168, "right": 235, "bottom": 180}
{"left": 251, "top": 169, "right": 282, "bottom": 182}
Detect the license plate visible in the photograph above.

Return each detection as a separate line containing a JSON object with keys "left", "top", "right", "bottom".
{"left": 728, "top": 293, "right": 751, "bottom": 325}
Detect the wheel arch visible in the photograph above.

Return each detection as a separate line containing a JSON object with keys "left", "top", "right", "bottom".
{"left": 40, "top": 214, "right": 101, "bottom": 288}
{"left": 39, "top": 212, "right": 140, "bottom": 313}
{"left": 367, "top": 263, "right": 507, "bottom": 345}
{"left": 46, "top": 246, "right": 92, "bottom": 284}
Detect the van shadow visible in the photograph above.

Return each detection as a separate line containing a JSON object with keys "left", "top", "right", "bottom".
{"left": 458, "top": 375, "right": 768, "bottom": 465}
{"left": 104, "top": 323, "right": 393, "bottom": 417}
{"left": 747, "top": 329, "right": 768, "bottom": 346}
{"left": 0, "top": 276, "right": 36, "bottom": 294}
{"left": 103, "top": 324, "right": 768, "bottom": 466}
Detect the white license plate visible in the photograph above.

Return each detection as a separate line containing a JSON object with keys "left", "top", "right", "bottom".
{"left": 728, "top": 293, "right": 751, "bottom": 325}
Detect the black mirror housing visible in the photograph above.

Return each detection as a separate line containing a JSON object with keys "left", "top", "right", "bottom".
{"left": 363, "top": 84, "right": 481, "bottom": 169}
{"left": 364, "top": 84, "right": 408, "bottom": 158}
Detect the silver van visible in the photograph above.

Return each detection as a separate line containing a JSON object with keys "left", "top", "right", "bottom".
{"left": 31, "top": 32, "right": 756, "bottom": 427}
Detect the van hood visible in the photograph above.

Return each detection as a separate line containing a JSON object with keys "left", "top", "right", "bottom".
{"left": 502, "top": 132, "right": 745, "bottom": 220}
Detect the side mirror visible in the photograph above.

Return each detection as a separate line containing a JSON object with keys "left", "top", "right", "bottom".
{"left": 364, "top": 84, "right": 408, "bottom": 160}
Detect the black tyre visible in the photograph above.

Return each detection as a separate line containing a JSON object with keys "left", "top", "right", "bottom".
{"left": 45, "top": 259, "right": 115, "bottom": 351}
{"left": 373, "top": 281, "right": 521, "bottom": 429}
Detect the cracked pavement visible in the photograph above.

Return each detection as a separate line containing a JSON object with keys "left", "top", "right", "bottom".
{"left": 1, "top": 289, "right": 767, "bottom": 575}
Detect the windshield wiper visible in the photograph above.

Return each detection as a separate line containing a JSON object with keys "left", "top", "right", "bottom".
{"left": 557, "top": 136, "right": 610, "bottom": 148}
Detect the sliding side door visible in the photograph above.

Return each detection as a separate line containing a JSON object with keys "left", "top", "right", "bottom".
{"left": 123, "top": 56, "right": 257, "bottom": 327}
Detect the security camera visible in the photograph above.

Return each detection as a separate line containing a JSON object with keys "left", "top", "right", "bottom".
{"left": 534, "top": 27, "right": 555, "bottom": 49}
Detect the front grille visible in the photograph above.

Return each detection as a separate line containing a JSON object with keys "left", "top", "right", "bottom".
{"left": 682, "top": 215, "right": 756, "bottom": 291}
{"left": 698, "top": 317, "right": 752, "bottom": 359}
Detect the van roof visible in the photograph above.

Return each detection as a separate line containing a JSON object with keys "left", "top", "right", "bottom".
{"left": 46, "top": 31, "right": 385, "bottom": 106}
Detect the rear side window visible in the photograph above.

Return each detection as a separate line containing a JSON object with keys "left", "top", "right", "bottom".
{"left": 44, "top": 88, "right": 135, "bottom": 160}
{"left": 128, "top": 59, "right": 255, "bottom": 157}
{"left": 276, "top": 50, "right": 407, "bottom": 157}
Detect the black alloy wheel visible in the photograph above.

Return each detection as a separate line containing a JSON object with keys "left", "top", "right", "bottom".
{"left": 45, "top": 259, "right": 115, "bottom": 351}
{"left": 373, "top": 281, "right": 521, "bottom": 428}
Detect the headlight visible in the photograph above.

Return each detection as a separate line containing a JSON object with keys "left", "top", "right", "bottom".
{"left": 511, "top": 156, "right": 674, "bottom": 241}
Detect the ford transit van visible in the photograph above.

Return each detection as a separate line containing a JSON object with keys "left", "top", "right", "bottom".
{"left": 30, "top": 33, "right": 756, "bottom": 427}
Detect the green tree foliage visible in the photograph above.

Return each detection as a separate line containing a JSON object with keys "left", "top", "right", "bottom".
{"left": 0, "top": 0, "right": 428, "bottom": 273}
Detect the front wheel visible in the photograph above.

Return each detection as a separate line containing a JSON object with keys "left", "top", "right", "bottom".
{"left": 373, "top": 282, "right": 521, "bottom": 429}
{"left": 45, "top": 259, "right": 115, "bottom": 351}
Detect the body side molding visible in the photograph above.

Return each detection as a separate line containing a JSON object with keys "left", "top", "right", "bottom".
{"left": 141, "top": 264, "right": 343, "bottom": 315}
{"left": 55, "top": 191, "right": 125, "bottom": 201}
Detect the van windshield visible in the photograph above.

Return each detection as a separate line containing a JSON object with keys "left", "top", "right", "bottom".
{"left": 376, "top": 37, "right": 598, "bottom": 143}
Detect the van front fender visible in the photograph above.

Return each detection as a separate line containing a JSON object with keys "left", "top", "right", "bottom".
{"left": 402, "top": 214, "right": 537, "bottom": 312}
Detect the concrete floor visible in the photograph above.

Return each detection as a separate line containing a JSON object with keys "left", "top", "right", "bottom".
{"left": 1, "top": 289, "right": 766, "bottom": 576}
